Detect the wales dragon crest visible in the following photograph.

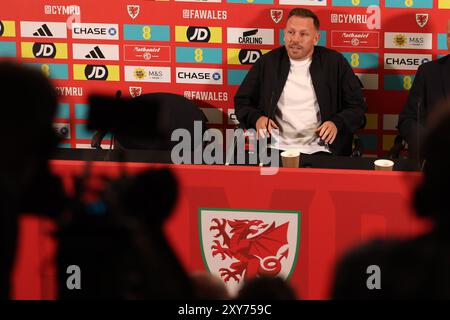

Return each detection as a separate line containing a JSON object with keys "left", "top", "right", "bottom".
{"left": 199, "top": 209, "right": 300, "bottom": 294}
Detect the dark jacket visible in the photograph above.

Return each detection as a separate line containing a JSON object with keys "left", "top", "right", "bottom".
{"left": 234, "top": 46, "right": 367, "bottom": 156}
{"left": 398, "top": 55, "right": 450, "bottom": 154}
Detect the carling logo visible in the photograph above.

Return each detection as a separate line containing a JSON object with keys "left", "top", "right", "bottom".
{"left": 227, "top": 28, "right": 274, "bottom": 45}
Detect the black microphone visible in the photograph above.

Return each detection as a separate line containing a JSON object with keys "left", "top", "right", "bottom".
{"left": 91, "top": 90, "right": 122, "bottom": 149}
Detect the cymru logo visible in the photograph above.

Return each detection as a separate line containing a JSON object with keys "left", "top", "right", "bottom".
{"left": 199, "top": 208, "right": 300, "bottom": 294}
{"left": 129, "top": 86, "right": 142, "bottom": 97}
{"left": 415, "top": 13, "right": 428, "bottom": 28}
{"left": 270, "top": 9, "right": 283, "bottom": 24}
{"left": 127, "top": 5, "right": 140, "bottom": 19}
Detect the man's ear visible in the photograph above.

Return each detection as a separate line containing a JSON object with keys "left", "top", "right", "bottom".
{"left": 315, "top": 31, "right": 320, "bottom": 45}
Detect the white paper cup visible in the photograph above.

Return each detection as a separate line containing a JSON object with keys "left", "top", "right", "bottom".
{"left": 281, "top": 150, "right": 300, "bottom": 168}
{"left": 374, "top": 159, "right": 394, "bottom": 171}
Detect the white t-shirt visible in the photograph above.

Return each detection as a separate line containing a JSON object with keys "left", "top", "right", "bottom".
{"left": 271, "top": 57, "right": 330, "bottom": 154}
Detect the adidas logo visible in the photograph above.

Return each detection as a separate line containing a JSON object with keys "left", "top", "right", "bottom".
{"left": 33, "top": 24, "right": 53, "bottom": 37}
{"left": 85, "top": 46, "right": 105, "bottom": 59}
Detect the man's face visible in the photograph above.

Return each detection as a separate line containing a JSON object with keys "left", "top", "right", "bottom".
{"left": 284, "top": 16, "right": 319, "bottom": 61}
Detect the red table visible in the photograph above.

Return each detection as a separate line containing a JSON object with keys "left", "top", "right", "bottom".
{"left": 13, "top": 160, "right": 429, "bottom": 299}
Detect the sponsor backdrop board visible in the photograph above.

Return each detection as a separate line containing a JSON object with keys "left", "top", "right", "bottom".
{"left": 0, "top": 0, "right": 448, "bottom": 154}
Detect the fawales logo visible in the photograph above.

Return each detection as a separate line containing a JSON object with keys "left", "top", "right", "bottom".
{"left": 415, "top": 14, "right": 428, "bottom": 28}
{"left": 199, "top": 209, "right": 300, "bottom": 294}
{"left": 127, "top": 5, "right": 140, "bottom": 19}
{"left": 129, "top": 86, "right": 142, "bottom": 97}
{"left": 270, "top": 9, "right": 283, "bottom": 24}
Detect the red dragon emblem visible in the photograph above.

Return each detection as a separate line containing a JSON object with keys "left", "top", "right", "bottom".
{"left": 209, "top": 218, "right": 289, "bottom": 283}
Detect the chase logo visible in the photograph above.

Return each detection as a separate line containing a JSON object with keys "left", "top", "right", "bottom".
{"left": 73, "top": 64, "right": 120, "bottom": 81}
{"left": 384, "top": 75, "right": 415, "bottom": 91}
{"left": 175, "top": 26, "right": 222, "bottom": 43}
{"left": 176, "top": 47, "right": 222, "bottom": 64}
{"left": 227, "top": 48, "right": 269, "bottom": 65}
{"left": 176, "top": 67, "right": 223, "bottom": 84}
{"left": 0, "top": 21, "right": 16, "bottom": 37}
{"left": 72, "top": 23, "right": 119, "bottom": 40}
{"left": 20, "top": 21, "right": 67, "bottom": 38}
{"left": 385, "top": 0, "right": 432, "bottom": 8}
{"left": 384, "top": 53, "right": 431, "bottom": 70}
{"left": 342, "top": 52, "right": 379, "bottom": 69}
{"left": 21, "top": 42, "right": 68, "bottom": 59}
{"left": 123, "top": 24, "right": 170, "bottom": 41}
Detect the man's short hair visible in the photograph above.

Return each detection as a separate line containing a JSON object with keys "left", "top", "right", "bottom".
{"left": 287, "top": 8, "right": 320, "bottom": 30}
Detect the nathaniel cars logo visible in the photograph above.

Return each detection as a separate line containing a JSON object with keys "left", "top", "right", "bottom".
{"left": 72, "top": 23, "right": 119, "bottom": 40}
{"left": 384, "top": 53, "right": 431, "bottom": 70}
{"left": 227, "top": 28, "right": 274, "bottom": 45}
{"left": 20, "top": 21, "right": 67, "bottom": 38}
{"left": 176, "top": 67, "right": 223, "bottom": 85}
{"left": 331, "top": 31, "right": 379, "bottom": 49}
{"left": 384, "top": 32, "right": 432, "bottom": 49}
{"left": 124, "top": 45, "right": 171, "bottom": 62}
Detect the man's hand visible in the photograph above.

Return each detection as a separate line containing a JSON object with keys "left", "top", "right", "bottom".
{"left": 316, "top": 121, "right": 338, "bottom": 144}
{"left": 256, "top": 116, "right": 279, "bottom": 139}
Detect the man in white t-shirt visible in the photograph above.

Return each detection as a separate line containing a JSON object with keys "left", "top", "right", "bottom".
{"left": 235, "top": 8, "right": 367, "bottom": 156}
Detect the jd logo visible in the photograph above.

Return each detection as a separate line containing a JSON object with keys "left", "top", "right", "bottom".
{"left": 85, "top": 65, "right": 108, "bottom": 80}
{"left": 66, "top": 265, "right": 81, "bottom": 290}
{"left": 239, "top": 49, "right": 261, "bottom": 64}
{"left": 32, "top": 43, "right": 56, "bottom": 58}
{"left": 187, "top": 27, "right": 211, "bottom": 42}
{"left": 0, "top": 21, "right": 4, "bottom": 36}
{"left": 199, "top": 208, "right": 300, "bottom": 295}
